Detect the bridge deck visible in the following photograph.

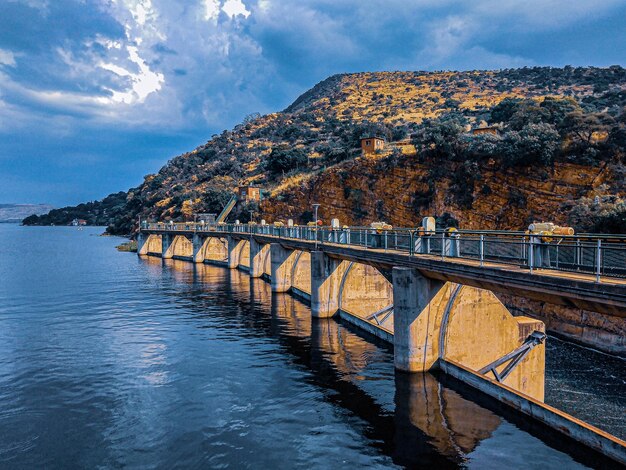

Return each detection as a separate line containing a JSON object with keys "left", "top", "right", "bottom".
{"left": 143, "top": 228, "right": 626, "bottom": 316}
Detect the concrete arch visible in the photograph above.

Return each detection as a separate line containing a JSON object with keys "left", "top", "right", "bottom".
{"left": 165, "top": 235, "right": 193, "bottom": 259}
{"left": 291, "top": 251, "right": 311, "bottom": 297}
{"left": 439, "top": 284, "right": 544, "bottom": 400}
{"left": 200, "top": 237, "right": 228, "bottom": 264}
{"left": 139, "top": 234, "right": 162, "bottom": 255}
{"left": 392, "top": 274, "right": 545, "bottom": 401}
{"left": 338, "top": 262, "right": 394, "bottom": 331}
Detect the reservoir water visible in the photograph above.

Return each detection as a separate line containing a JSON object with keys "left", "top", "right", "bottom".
{"left": 0, "top": 225, "right": 623, "bottom": 468}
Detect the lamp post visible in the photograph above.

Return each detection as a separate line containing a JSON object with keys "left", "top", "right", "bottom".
{"left": 312, "top": 203, "right": 320, "bottom": 249}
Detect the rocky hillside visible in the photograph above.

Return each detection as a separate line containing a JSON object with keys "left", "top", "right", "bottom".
{"left": 22, "top": 192, "right": 127, "bottom": 227}
{"left": 24, "top": 66, "right": 626, "bottom": 233}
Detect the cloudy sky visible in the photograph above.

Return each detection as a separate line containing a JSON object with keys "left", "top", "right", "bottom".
{"left": 1, "top": 0, "right": 625, "bottom": 206}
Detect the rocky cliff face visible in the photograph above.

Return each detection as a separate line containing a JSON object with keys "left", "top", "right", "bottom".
{"left": 260, "top": 154, "right": 614, "bottom": 230}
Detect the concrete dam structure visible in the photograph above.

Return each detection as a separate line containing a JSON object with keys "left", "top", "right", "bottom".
{"left": 138, "top": 221, "right": 626, "bottom": 464}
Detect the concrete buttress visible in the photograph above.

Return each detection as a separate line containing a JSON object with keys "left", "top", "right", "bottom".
{"left": 250, "top": 239, "right": 268, "bottom": 278}
{"left": 270, "top": 243, "right": 297, "bottom": 292}
{"left": 161, "top": 234, "right": 173, "bottom": 259}
{"left": 192, "top": 234, "right": 204, "bottom": 263}
{"left": 137, "top": 233, "right": 147, "bottom": 255}
{"left": 311, "top": 251, "right": 351, "bottom": 318}
{"left": 392, "top": 268, "right": 444, "bottom": 372}
{"left": 227, "top": 236, "right": 243, "bottom": 269}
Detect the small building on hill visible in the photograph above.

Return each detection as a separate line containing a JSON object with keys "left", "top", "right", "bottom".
{"left": 238, "top": 185, "right": 262, "bottom": 202}
{"left": 471, "top": 126, "right": 500, "bottom": 136}
{"left": 361, "top": 136, "right": 385, "bottom": 155}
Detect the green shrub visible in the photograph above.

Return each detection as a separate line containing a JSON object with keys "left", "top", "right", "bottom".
{"left": 265, "top": 147, "right": 308, "bottom": 176}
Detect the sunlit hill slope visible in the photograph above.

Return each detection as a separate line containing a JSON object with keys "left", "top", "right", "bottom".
{"left": 26, "top": 66, "right": 626, "bottom": 234}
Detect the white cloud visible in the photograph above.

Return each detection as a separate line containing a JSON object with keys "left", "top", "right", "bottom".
{"left": 0, "top": 49, "right": 17, "bottom": 68}
{"left": 429, "top": 15, "right": 474, "bottom": 59}
{"left": 202, "top": 0, "right": 251, "bottom": 21}
{"left": 203, "top": 0, "right": 220, "bottom": 20}
{"left": 222, "top": 0, "right": 250, "bottom": 18}
{"left": 98, "top": 46, "right": 165, "bottom": 104}
{"left": 130, "top": 0, "right": 153, "bottom": 26}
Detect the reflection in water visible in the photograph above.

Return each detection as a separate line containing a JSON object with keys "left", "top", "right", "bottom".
{"left": 394, "top": 373, "right": 499, "bottom": 465}
{"left": 172, "top": 260, "right": 593, "bottom": 469}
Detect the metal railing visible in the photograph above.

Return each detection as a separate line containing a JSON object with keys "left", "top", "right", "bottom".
{"left": 142, "top": 222, "right": 626, "bottom": 282}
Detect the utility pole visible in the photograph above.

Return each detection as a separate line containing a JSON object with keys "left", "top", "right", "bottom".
{"left": 312, "top": 203, "right": 320, "bottom": 249}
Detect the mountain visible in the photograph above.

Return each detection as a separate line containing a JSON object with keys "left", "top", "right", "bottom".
{"left": 24, "top": 66, "right": 626, "bottom": 234}
{"left": 22, "top": 192, "right": 127, "bottom": 227}
{"left": 0, "top": 204, "right": 54, "bottom": 223}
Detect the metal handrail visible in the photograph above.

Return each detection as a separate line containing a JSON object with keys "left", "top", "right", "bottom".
{"left": 140, "top": 222, "right": 626, "bottom": 281}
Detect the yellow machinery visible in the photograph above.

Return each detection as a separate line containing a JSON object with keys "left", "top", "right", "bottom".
{"left": 528, "top": 222, "right": 574, "bottom": 238}
{"left": 528, "top": 223, "right": 575, "bottom": 244}
{"left": 370, "top": 222, "right": 393, "bottom": 233}
{"left": 527, "top": 222, "right": 575, "bottom": 268}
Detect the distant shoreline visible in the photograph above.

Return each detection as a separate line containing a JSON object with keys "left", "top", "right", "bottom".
{"left": 0, "top": 223, "right": 109, "bottom": 228}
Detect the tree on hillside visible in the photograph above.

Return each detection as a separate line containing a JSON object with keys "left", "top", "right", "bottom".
{"left": 499, "top": 123, "right": 560, "bottom": 167}
{"left": 559, "top": 111, "right": 613, "bottom": 147}
{"left": 506, "top": 101, "right": 550, "bottom": 130}
{"left": 265, "top": 147, "right": 308, "bottom": 176}
{"left": 412, "top": 116, "right": 466, "bottom": 160}
{"left": 490, "top": 97, "right": 522, "bottom": 123}
{"left": 465, "top": 133, "right": 501, "bottom": 160}
{"left": 491, "top": 97, "right": 580, "bottom": 131}
{"left": 243, "top": 112, "right": 261, "bottom": 124}
{"left": 568, "top": 195, "right": 626, "bottom": 233}
{"left": 540, "top": 96, "right": 580, "bottom": 126}
{"left": 181, "top": 200, "right": 194, "bottom": 220}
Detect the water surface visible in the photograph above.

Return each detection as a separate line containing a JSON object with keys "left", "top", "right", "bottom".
{"left": 0, "top": 225, "right": 623, "bottom": 468}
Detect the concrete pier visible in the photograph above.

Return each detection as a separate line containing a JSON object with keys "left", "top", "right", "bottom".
{"left": 270, "top": 243, "right": 296, "bottom": 293}
{"left": 392, "top": 268, "right": 444, "bottom": 372}
{"left": 161, "top": 233, "right": 173, "bottom": 259}
{"left": 227, "top": 236, "right": 243, "bottom": 269}
{"left": 249, "top": 238, "right": 268, "bottom": 278}
{"left": 192, "top": 234, "right": 204, "bottom": 263}
{"left": 311, "top": 251, "right": 349, "bottom": 318}
{"left": 137, "top": 232, "right": 147, "bottom": 255}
